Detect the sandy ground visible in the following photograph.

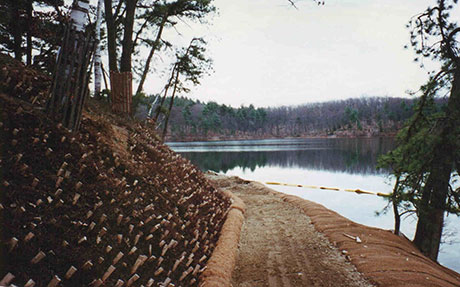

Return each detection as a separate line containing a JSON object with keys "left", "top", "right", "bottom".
{"left": 207, "top": 174, "right": 373, "bottom": 287}
{"left": 206, "top": 173, "right": 460, "bottom": 287}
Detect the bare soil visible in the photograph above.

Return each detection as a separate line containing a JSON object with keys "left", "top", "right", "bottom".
{"left": 0, "top": 76, "right": 231, "bottom": 286}
{"left": 207, "top": 174, "right": 373, "bottom": 287}
{"left": 207, "top": 174, "right": 460, "bottom": 287}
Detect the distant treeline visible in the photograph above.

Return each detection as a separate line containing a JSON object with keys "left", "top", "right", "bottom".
{"left": 135, "top": 96, "right": 448, "bottom": 141}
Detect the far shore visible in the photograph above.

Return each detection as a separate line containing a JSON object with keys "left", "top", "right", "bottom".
{"left": 166, "top": 134, "right": 397, "bottom": 143}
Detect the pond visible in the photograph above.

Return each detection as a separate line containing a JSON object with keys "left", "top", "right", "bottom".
{"left": 168, "top": 138, "right": 460, "bottom": 272}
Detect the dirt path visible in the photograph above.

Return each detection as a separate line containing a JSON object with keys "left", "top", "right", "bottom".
{"left": 208, "top": 174, "right": 372, "bottom": 287}
{"left": 207, "top": 173, "right": 460, "bottom": 287}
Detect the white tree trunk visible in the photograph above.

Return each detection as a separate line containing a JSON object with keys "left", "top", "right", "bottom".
{"left": 94, "top": 0, "right": 103, "bottom": 96}
{"left": 69, "top": 0, "right": 90, "bottom": 32}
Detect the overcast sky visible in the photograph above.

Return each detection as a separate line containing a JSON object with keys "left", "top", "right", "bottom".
{"left": 120, "top": 0, "right": 458, "bottom": 108}
{"left": 138, "top": 0, "right": 446, "bottom": 108}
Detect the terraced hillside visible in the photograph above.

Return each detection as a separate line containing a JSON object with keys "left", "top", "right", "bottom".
{"left": 0, "top": 55, "right": 231, "bottom": 286}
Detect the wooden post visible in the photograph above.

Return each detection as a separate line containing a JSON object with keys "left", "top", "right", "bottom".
{"left": 46, "top": 23, "right": 95, "bottom": 131}
{"left": 45, "top": 0, "right": 94, "bottom": 130}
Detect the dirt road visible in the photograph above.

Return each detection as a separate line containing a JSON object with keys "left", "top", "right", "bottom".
{"left": 208, "top": 174, "right": 372, "bottom": 287}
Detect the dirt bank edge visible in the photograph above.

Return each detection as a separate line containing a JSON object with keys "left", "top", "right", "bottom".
{"left": 272, "top": 187, "right": 460, "bottom": 287}
{"left": 199, "top": 188, "right": 246, "bottom": 286}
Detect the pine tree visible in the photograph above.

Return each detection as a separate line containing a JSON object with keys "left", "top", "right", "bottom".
{"left": 379, "top": 0, "right": 460, "bottom": 261}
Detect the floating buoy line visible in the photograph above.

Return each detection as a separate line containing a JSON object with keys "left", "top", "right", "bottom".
{"left": 264, "top": 181, "right": 391, "bottom": 198}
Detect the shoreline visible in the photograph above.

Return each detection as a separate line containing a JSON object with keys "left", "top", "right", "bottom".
{"left": 206, "top": 173, "right": 460, "bottom": 287}
{"left": 166, "top": 135, "right": 397, "bottom": 143}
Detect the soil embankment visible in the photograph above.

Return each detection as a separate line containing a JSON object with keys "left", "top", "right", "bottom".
{"left": 207, "top": 174, "right": 372, "bottom": 287}
{"left": 0, "top": 54, "right": 232, "bottom": 286}
{"left": 207, "top": 174, "right": 460, "bottom": 287}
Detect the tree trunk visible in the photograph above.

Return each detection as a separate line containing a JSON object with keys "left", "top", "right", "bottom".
{"left": 162, "top": 68, "right": 180, "bottom": 140}
{"left": 11, "top": 0, "right": 23, "bottom": 61}
{"left": 107, "top": 0, "right": 136, "bottom": 115}
{"left": 103, "top": 0, "right": 118, "bottom": 72}
{"left": 135, "top": 12, "right": 168, "bottom": 96}
{"left": 26, "top": 0, "right": 33, "bottom": 66}
{"left": 392, "top": 176, "right": 401, "bottom": 236}
{"left": 120, "top": 0, "right": 136, "bottom": 73}
{"left": 413, "top": 68, "right": 460, "bottom": 261}
{"left": 94, "top": 0, "right": 103, "bottom": 98}
{"left": 413, "top": 165, "right": 450, "bottom": 260}
{"left": 154, "top": 64, "right": 177, "bottom": 123}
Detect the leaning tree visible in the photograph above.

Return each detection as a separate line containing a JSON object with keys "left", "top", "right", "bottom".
{"left": 152, "top": 37, "right": 212, "bottom": 140}
{"left": 379, "top": 0, "right": 460, "bottom": 261}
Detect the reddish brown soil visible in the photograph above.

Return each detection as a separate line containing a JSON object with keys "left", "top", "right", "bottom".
{"left": 207, "top": 174, "right": 460, "bottom": 287}
{"left": 0, "top": 55, "right": 231, "bottom": 286}
{"left": 208, "top": 174, "right": 372, "bottom": 287}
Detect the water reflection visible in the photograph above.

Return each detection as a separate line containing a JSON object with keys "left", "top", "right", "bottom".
{"left": 173, "top": 138, "right": 395, "bottom": 175}
{"left": 168, "top": 137, "right": 460, "bottom": 273}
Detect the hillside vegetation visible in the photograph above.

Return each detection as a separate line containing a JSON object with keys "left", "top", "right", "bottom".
{"left": 138, "top": 96, "right": 447, "bottom": 141}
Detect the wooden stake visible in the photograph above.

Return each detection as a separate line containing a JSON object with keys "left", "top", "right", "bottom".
{"left": 157, "top": 257, "right": 164, "bottom": 267}
{"left": 86, "top": 210, "right": 93, "bottom": 219}
{"left": 82, "top": 260, "right": 93, "bottom": 270}
{"left": 55, "top": 176, "right": 64, "bottom": 188}
{"left": 117, "top": 214, "right": 123, "bottom": 225}
{"left": 198, "top": 255, "right": 207, "bottom": 263}
{"left": 116, "top": 234, "right": 123, "bottom": 244}
{"left": 47, "top": 275, "right": 61, "bottom": 287}
{"left": 113, "top": 251, "right": 124, "bottom": 265}
{"left": 128, "top": 246, "right": 137, "bottom": 255}
{"left": 65, "top": 266, "right": 77, "bottom": 279}
{"left": 9, "top": 237, "right": 19, "bottom": 252}
{"left": 134, "top": 233, "right": 141, "bottom": 245}
{"left": 78, "top": 236, "right": 87, "bottom": 244}
{"left": 131, "top": 255, "right": 147, "bottom": 274}
{"left": 99, "top": 213, "right": 107, "bottom": 224}
{"left": 126, "top": 274, "right": 139, "bottom": 287}
{"left": 154, "top": 267, "right": 164, "bottom": 276}
{"left": 72, "top": 193, "right": 81, "bottom": 205}
{"left": 0, "top": 273, "right": 15, "bottom": 285}
{"left": 193, "top": 264, "right": 201, "bottom": 275}
{"left": 55, "top": 189, "right": 62, "bottom": 196}
{"left": 30, "top": 251, "right": 46, "bottom": 264}
{"left": 105, "top": 245, "right": 112, "bottom": 253}
{"left": 102, "top": 265, "right": 116, "bottom": 282}
{"left": 32, "top": 178, "right": 40, "bottom": 187}
{"left": 172, "top": 259, "right": 181, "bottom": 272}
{"left": 24, "top": 279, "right": 36, "bottom": 287}
{"left": 99, "top": 227, "right": 107, "bottom": 237}
{"left": 161, "top": 278, "right": 172, "bottom": 286}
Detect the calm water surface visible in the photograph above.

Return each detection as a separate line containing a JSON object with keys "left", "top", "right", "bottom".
{"left": 168, "top": 138, "right": 460, "bottom": 272}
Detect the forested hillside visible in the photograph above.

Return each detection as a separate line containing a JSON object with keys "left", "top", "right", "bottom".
{"left": 137, "top": 96, "right": 447, "bottom": 141}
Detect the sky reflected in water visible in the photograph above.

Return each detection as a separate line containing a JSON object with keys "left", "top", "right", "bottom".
{"left": 169, "top": 138, "right": 460, "bottom": 272}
